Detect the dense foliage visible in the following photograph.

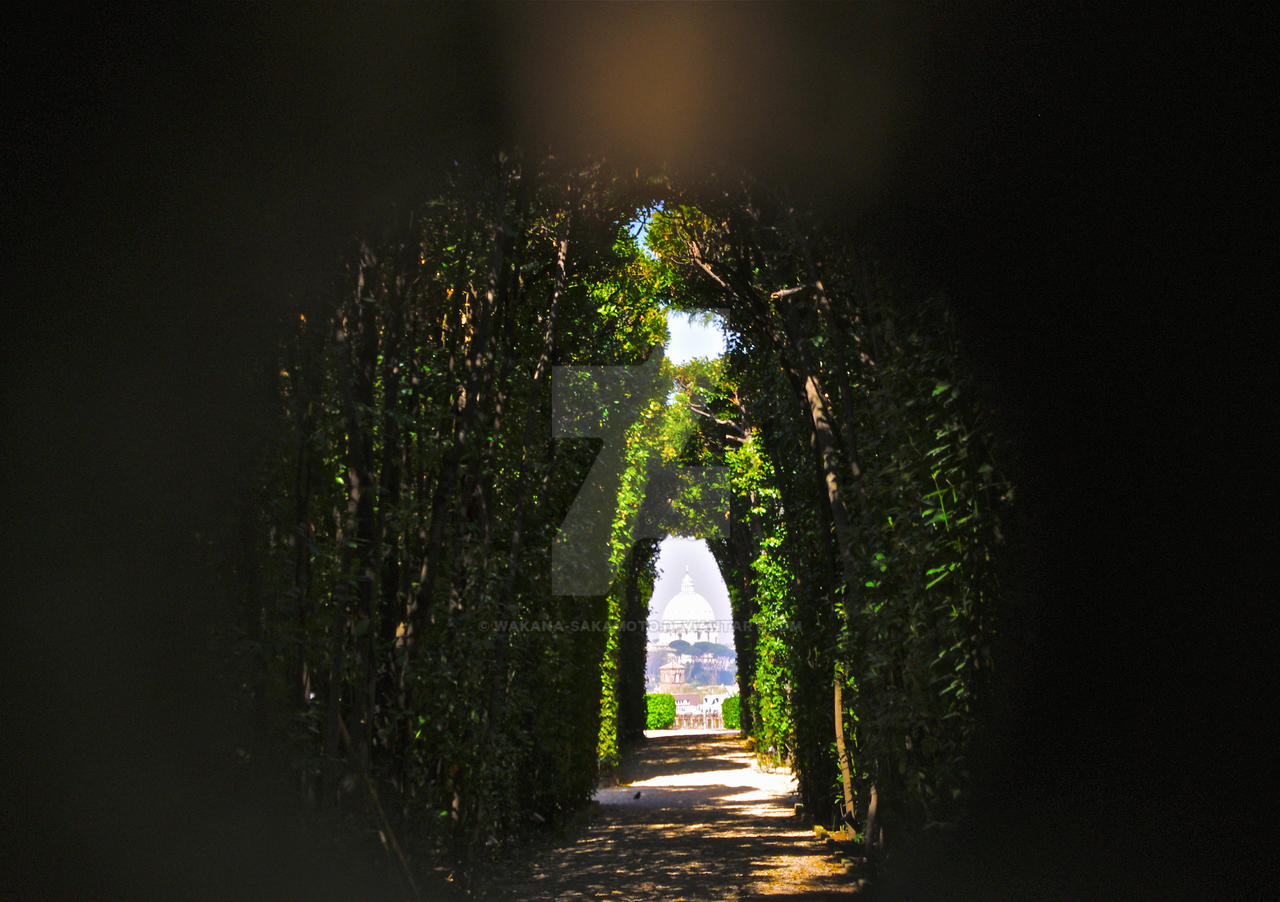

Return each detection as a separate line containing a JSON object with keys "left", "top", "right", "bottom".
{"left": 232, "top": 156, "right": 674, "bottom": 890}
{"left": 645, "top": 693, "right": 677, "bottom": 731}
{"left": 230, "top": 156, "right": 1013, "bottom": 889}
{"left": 721, "top": 696, "right": 741, "bottom": 731}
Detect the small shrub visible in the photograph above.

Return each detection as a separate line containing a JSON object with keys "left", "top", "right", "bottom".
{"left": 646, "top": 693, "right": 676, "bottom": 729}
{"left": 722, "top": 695, "right": 740, "bottom": 730}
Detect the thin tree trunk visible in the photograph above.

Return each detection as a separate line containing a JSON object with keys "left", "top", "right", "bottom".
{"left": 288, "top": 336, "right": 317, "bottom": 722}
{"left": 321, "top": 533, "right": 346, "bottom": 808}
{"left": 833, "top": 674, "right": 855, "bottom": 827}
{"left": 783, "top": 206, "right": 870, "bottom": 500}
{"left": 339, "top": 242, "right": 382, "bottom": 772}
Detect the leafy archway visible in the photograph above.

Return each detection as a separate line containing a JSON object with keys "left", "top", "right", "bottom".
{"left": 232, "top": 154, "right": 1013, "bottom": 887}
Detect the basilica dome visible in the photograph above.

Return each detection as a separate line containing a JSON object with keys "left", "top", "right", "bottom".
{"left": 659, "top": 568, "right": 720, "bottom": 645}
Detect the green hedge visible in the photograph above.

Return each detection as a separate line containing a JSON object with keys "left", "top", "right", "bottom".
{"left": 645, "top": 693, "right": 676, "bottom": 730}
{"left": 722, "top": 695, "right": 740, "bottom": 730}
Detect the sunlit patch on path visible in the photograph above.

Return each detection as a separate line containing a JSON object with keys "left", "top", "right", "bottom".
{"left": 479, "top": 732, "right": 866, "bottom": 900}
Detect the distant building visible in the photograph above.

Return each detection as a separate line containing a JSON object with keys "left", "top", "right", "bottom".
{"left": 658, "top": 659, "right": 686, "bottom": 688}
{"left": 672, "top": 692, "right": 726, "bottom": 729}
{"left": 657, "top": 568, "right": 722, "bottom": 646}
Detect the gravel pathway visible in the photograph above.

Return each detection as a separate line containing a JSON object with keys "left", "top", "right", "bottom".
{"left": 478, "top": 731, "right": 867, "bottom": 900}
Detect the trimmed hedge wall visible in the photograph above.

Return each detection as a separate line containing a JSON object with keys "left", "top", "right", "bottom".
{"left": 645, "top": 693, "right": 676, "bottom": 730}
{"left": 722, "top": 695, "right": 740, "bottom": 730}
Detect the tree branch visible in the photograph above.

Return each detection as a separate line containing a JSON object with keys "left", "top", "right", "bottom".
{"left": 686, "top": 400, "right": 747, "bottom": 444}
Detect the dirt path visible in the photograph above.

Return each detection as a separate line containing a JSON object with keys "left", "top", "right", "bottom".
{"left": 477, "top": 730, "right": 866, "bottom": 900}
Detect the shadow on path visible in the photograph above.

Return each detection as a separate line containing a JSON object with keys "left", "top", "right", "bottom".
{"left": 478, "top": 731, "right": 867, "bottom": 900}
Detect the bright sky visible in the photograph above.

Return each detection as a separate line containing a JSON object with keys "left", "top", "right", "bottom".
{"left": 646, "top": 536, "right": 732, "bottom": 645}
{"left": 665, "top": 310, "right": 726, "bottom": 364}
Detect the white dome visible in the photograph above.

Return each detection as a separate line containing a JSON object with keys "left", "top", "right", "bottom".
{"left": 658, "top": 569, "right": 720, "bottom": 645}
{"left": 662, "top": 571, "right": 715, "bottom": 623}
